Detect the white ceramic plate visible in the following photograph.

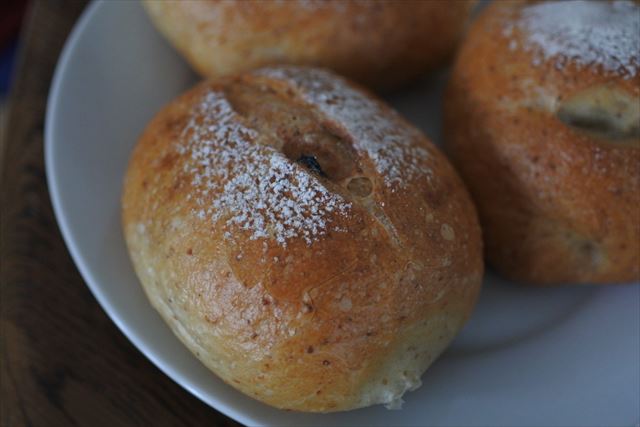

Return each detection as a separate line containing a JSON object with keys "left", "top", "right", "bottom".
{"left": 45, "top": 1, "right": 640, "bottom": 426}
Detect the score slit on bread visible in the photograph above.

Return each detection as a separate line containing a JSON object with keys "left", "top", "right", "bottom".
{"left": 445, "top": 0, "right": 640, "bottom": 284}
{"left": 142, "top": 0, "right": 476, "bottom": 90}
{"left": 122, "top": 66, "right": 483, "bottom": 412}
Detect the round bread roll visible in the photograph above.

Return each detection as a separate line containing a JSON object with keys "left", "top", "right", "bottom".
{"left": 122, "top": 66, "right": 483, "bottom": 412}
{"left": 445, "top": 0, "right": 640, "bottom": 284}
{"left": 142, "top": 0, "right": 475, "bottom": 90}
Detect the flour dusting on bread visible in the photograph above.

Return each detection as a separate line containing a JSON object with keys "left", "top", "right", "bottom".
{"left": 179, "top": 89, "right": 351, "bottom": 246}
{"left": 507, "top": 0, "right": 640, "bottom": 77}
{"left": 255, "top": 67, "right": 432, "bottom": 187}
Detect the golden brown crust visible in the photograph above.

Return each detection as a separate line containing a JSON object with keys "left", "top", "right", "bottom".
{"left": 122, "top": 66, "right": 483, "bottom": 412}
{"left": 444, "top": 0, "right": 640, "bottom": 284}
{"left": 142, "top": 0, "right": 475, "bottom": 90}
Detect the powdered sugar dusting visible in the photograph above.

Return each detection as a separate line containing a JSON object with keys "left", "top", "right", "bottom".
{"left": 179, "top": 89, "right": 351, "bottom": 246}
{"left": 254, "top": 67, "right": 431, "bottom": 187}
{"left": 506, "top": 0, "right": 640, "bottom": 77}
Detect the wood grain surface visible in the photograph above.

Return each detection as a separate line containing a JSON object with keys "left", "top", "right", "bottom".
{"left": 0, "top": 1, "right": 242, "bottom": 426}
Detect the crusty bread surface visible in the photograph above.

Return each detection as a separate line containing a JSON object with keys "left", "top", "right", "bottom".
{"left": 445, "top": 0, "right": 640, "bottom": 284}
{"left": 142, "top": 0, "right": 475, "bottom": 90}
{"left": 122, "top": 66, "right": 483, "bottom": 412}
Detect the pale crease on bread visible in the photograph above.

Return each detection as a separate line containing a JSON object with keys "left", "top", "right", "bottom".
{"left": 122, "top": 66, "right": 483, "bottom": 412}
{"left": 445, "top": 0, "right": 640, "bottom": 284}
{"left": 142, "top": 0, "right": 475, "bottom": 90}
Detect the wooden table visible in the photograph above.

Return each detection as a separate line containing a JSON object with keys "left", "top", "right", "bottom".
{"left": 0, "top": 2, "right": 241, "bottom": 425}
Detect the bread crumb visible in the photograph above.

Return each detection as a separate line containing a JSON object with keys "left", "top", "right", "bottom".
{"left": 441, "top": 224, "right": 455, "bottom": 241}
{"left": 338, "top": 297, "right": 352, "bottom": 312}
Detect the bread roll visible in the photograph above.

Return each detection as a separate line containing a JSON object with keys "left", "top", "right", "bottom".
{"left": 142, "top": 0, "right": 475, "bottom": 90}
{"left": 122, "top": 66, "right": 483, "bottom": 412}
{"left": 445, "top": 0, "right": 640, "bottom": 284}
